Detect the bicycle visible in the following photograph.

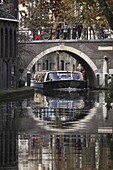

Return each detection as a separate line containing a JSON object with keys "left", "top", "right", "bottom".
{"left": 33, "top": 30, "right": 50, "bottom": 40}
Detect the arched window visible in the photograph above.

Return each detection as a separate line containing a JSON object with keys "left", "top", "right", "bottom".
{"left": 50, "top": 63, "right": 52, "bottom": 70}
{"left": 3, "top": 61, "right": 8, "bottom": 89}
{"left": 1, "top": 28, "right": 3, "bottom": 57}
{"left": 43, "top": 63, "right": 45, "bottom": 70}
{"left": 46, "top": 60, "right": 48, "bottom": 70}
{"left": 5, "top": 28, "right": 8, "bottom": 58}
{"left": 14, "top": 29, "right": 16, "bottom": 58}
{"left": 10, "top": 29, "right": 12, "bottom": 57}
{"left": 32, "top": 65, "right": 35, "bottom": 72}
{"left": 61, "top": 60, "right": 64, "bottom": 70}
{"left": 73, "top": 64, "right": 75, "bottom": 71}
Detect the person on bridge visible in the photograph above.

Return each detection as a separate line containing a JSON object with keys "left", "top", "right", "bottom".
{"left": 77, "top": 23, "right": 83, "bottom": 39}
{"left": 76, "top": 64, "right": 82, "bottom": 72}
{"left": 72, "top": 23, "right": 77, "bottom": 39}
{"left": 56, "top": 22, "right": 61, "bottom": 39}
{"left": 63, "top": 22, "right": 68, "bottom": 39}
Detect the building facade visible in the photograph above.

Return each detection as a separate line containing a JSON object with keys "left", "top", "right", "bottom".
{"left": 33, "top": 52, "right": 77, "bottom": 72}
{"left": 0, "top": 0, "right": 18, "bottom": 89}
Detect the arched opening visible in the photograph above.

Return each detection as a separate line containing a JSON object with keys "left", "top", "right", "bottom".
{"left": 46, "top": 60, "right": 49, "bottom": 70}
{"left": 1, "top": 28, "right": 3, "bottom": 57}
{"left": 14, "top": 30, "right": 17, "bottom": 58}
{"left": 10, "top": 29, "right": 12, "bottom": 57}
{"left": 73, "top": 64, "right": 75, "bottom": 71}
{"left": 3, "top": 61, "right": 8, "bottom": 89}
{"left": 61, "top": 60, "right": 64, "bottom": 70}
{"left": 32, "top": 65, "right": 35, "bottom": 72}
{"left": 43, "top": 63, "right": 45, "bottom": 70}
{"left": 5, "top": 28, "right": 8, "bottom": 58}
{"left": 50, "top": 62, "right": 52, "bottom": 70}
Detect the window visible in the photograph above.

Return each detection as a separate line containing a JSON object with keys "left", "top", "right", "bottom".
{"left": 0, "top": 0, "right": 3, "bottom": 4}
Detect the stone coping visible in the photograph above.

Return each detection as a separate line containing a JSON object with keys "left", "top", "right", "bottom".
{"left": 0, "top": 87, "right": 34, "bottom": 101}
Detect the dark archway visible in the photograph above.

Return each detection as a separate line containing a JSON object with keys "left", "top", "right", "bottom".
{"left": 27, "top": 46, "right": 98, "bottom": 88}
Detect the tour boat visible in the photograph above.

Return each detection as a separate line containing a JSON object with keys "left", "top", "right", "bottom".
{"left": 33, "top": 70, "right": 87, "bottom": 91}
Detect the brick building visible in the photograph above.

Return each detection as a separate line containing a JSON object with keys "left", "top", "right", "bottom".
{"left": 0, "top": 0, "right": 18, "bottom": 89}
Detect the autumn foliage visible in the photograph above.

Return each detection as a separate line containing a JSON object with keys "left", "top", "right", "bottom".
{"left": 18, "top": 0, "right": 113, "bottom": 30}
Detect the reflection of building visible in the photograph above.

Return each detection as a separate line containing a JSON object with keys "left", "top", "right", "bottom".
{"left": 34, "top": 93, "right": 48, "bottom": 107}
{"left": 18, "top": 134, "right": 113, "bottom": 170}
{"left": 0, "top": 101, "right": 18, "bottom": 169}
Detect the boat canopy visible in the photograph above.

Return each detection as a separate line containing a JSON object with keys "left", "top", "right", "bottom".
{"left": 34, "top": 71, "right": 47, "bottom": 82}
{"left": 46, "top": 71, "right": 83, "bottom": 81}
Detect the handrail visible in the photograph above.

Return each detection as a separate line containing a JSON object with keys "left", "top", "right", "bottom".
{"left": 18, "top": 27, "right": 113, "bottom": 42}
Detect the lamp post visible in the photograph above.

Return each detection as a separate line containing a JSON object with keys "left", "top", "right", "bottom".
{"left": 13, "top": 0, "right": 18, "bottom": 19}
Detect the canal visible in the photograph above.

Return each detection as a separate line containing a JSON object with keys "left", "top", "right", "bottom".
{"left": 0, "top": 89, "right": 113, "bottom": 170}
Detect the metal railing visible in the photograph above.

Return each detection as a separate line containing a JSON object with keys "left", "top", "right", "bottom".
{"left": 18, "top": 27, "right": 113, "bottom": 42}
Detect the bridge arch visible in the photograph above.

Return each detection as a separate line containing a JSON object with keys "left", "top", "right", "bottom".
{"left": 27, "top": 45, "right": 98, "bottom": 88}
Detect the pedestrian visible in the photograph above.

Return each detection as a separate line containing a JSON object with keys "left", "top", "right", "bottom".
{"left": 63, "top": 25, "right": 68, "bottom": 39}
{"left": 63, "top": 21, "right": 68, "bottom": 39}
{"left": 77, "top": 23, "right": 83, "bottom": 39}
{"left": 72, "top": 24, "right": 77, "bottom": 39}
{"left": 56, "top": 22, "right": 61, "bottom": 39}
{"left": 76, "top": 64, "right": 82, "bottom": 72}
{"left": 82, "top": 24, "right": 88, "bottom": 39}
{"left": 89, "top": 25, "right": 95, "bottom": 39}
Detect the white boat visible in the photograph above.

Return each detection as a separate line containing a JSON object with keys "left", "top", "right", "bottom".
{"left": 33, "top": 70, "right": 87, "bottom": 91}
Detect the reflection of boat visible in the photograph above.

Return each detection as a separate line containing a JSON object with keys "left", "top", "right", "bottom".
{"left": 45, "top": 88, "right": 87, "bottom": 98}
{"left": 29, "top": 90, "right": 96, "bottom": 133}
{"left": 33, "top": 70, "right": 87, "bottom": 90}
{"left": 33, "top": 89, "right": 88, "bottom": 109}
{"left": 31, "top": 90, "right": 95, "bottom": 132}
{"left": 46, "top": 96, "right": 85, "bottom": 109}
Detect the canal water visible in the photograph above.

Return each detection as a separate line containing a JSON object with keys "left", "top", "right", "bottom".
{"left": 0, "top": 90, "right": 113, "bottom": 170}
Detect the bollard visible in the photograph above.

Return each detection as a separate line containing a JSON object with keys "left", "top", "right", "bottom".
{"left": 27, "top": 71, "right": 31, "bottom": 86}
{"left": 96, "top": 73, "right": 100, "bottom": 88}
{"left": 105, "top": 74, "right": 108, "bottom": 87}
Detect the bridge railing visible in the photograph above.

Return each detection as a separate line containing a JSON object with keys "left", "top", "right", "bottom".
{"left": 18, "top": 27, "right": 113, "bottom": 42}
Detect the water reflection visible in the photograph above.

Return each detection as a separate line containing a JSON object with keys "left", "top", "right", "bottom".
{"left": 0, "top": 90, "right": 113, "bottom": 169}
{"left": 31, "top": 90, "right": 96, "bottom": 132}
{"left": 0, "top": 95, "right": 34, "bottom": 170}
{"left": 18, "top": 133, "right": 113, "bottom": 170}
{"left": 0, "top": 101, "right": 18, "bottom": 170}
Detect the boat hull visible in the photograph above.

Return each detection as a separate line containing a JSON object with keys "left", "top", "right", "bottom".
{"left": 33, "top": 70, "right": 87, "bottom": 91}
{"left": 33, "top": 82, "right": 44, "bottom": 89}
{"left": 44, "top": 80, "right": 87, "bottom": 90}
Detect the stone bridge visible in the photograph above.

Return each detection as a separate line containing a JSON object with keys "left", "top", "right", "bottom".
{"left": 19, "top": 39, "right": 113, "bottom": 88}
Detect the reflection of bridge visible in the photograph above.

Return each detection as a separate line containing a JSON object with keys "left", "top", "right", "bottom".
{"left": 26, "top": 90, "right": 113, "bottom": 134}
{"left": 26, "top": 90, "right": 98, "bottom": 133}
{"left": 19, "top": 39, "right": 113, "bottom": 88}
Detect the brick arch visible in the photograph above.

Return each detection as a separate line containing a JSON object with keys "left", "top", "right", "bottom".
{"left": 27, "top": 45, "right": 98, "bottom": 88}
{"left": 27, "top": 45, "right": 97, "bottom": 72}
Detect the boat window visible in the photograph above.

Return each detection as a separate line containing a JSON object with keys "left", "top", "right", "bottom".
{"left": 47, "top": 73, "right": 59, "bottom": 80}
{"left": 46, "top": 72, "right": 82, "bottom": 81}
{"left": 60, "top": 74, "right": 68, "bottom": 80}
{"left": 58, "top": 72, "right": 71, "bottom": 80}
{"left": 40, "top": 74, "right": 45, "bottom": 82}
{"left": 72, "top": 73, "right": 80, "bottom": 80}
{"left": 35, "top": 73, "right": 45, "bottom": 82}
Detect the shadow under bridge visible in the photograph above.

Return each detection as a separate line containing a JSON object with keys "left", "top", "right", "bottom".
{"left": 26, "top": 45, "right": 98, "bottom": 89}
{"left": 66, "top": 51, "right": 97, "bottom": 88}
